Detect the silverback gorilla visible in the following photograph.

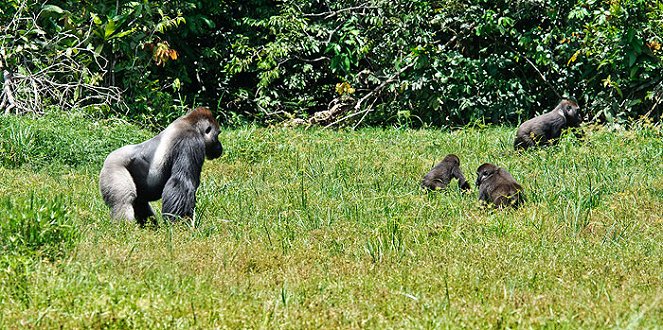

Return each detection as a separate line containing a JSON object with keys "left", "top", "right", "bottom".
{"left": 99, "top": 107, "right": 223, "bottom": 223}
{"left": 514, "top": 99, "right": 580, "bottom": 150}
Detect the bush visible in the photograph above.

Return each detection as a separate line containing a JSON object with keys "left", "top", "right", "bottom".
{"left": 1, "top": 0, "right": 661, "bottom": 126}
{"left": 0, "top": 194, "right": 78, "bottom": 262}
{"left": 224, "top": 0, "right": 663, "bottom": 126}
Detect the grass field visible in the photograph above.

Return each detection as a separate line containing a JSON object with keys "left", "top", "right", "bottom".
{"left": 0, "top": 112, "right": 661, "bottom": 328}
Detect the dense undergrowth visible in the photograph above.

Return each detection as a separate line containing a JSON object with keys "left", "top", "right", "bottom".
{"left": 2, "top": 1, "right": 662, "bottom": 126}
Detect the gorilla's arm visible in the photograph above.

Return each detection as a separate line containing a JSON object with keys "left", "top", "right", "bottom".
{"left": 452, "top": 166, "right": 470, "bottom": 191}
{"left": 161, "top": 140, "right": 205, "bottom": 220}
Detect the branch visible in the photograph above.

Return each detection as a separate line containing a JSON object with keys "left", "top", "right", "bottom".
{"left": 303, "top": 5, "right": 378, "bottom": 19}
{"left": 507, "top": 45, "right": 562, "bottom": 99}
{"left": 0, "top": 5, "right": 126, "bottom": 115}
{"left": 354, "top": 60, "right": 416, "bottom": 112}
{"left": 324, "top": 59, "right": 416, "bottom": 128}
{"left": 2, "top": 71, "right": 17, "bottom": 115}
{"left": 321, "top": 24, "right": 479, "bottom": 128}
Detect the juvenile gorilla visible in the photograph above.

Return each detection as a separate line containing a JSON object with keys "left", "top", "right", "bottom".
{"left": 475, "top": 163, "right": 524, "bottom": 208}
{"left": 421, "top": 154, "right": 471, "bottom": 191}
{"left": 514, "top": 99, "right": 580, "bottom": 150}
{"left": 99, "top": 107, "right": 223, "bottom": 223}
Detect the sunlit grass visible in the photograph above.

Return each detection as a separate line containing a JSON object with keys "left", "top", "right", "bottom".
{"left": 0, "top": 115, "right": 661, "bottom": 328}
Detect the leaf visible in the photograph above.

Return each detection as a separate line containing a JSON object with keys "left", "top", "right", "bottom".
{"left": 343, "top": 56, "right": 351, "bottom": 72}
{"left": 567, "top": 50, "right": 580, "bottom": 65}
{"left": 628, "top": 52, "right": 636, "bottom": 67}
{"left": 104, "top": 20, "right": 116, "bottom": 39}
{"left": 91, "top": 13, "right": 102, "bottom": 25}
{"left": 41, "top": 5, "right": 64, "bottom": 15}
{"left": 109, "top": 28, "right": 136, "bottom": 40}
{"left": 201, "top": 17, "right": 215, "bottom": 29}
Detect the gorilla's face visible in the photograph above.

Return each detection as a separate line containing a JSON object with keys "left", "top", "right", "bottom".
{"left": 203, "top": 124, "right": 223, "bottom": 160}
{"left": 564, "top": 103, "right": 581, "bottom": 127}
{"left": 475, "top": 164, "right": 496, "bottom": 187}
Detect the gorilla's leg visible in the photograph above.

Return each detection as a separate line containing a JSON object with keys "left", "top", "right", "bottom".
{"left": 514, "top": 133, "right": 535, "bottom": 150}
{"left": 100, "top": 165, "right": 138, "bottom": 221}
{"left": 133, "top": 200, "right": 155, "bottom": 225}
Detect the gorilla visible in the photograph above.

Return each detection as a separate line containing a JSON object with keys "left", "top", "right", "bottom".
{"left": 475, "top": 163, "right": 525, "bottom": 209}
{"left": 421, "top": 154, "right": 471, "bottom": 191}
{"left": 514, "top": 99, "right": 581, "bottom": 150}
{"left": 99, "top": 107, "right": 223, "bottom": 223}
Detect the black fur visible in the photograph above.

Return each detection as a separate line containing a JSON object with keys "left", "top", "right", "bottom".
{"left": 99, "top": 107, "right": 222, "bottom": 223}
{"left": 475, "top": 163, "right": 524, "bottom": 208}
{"left": 514, "top": 99, "right": 581, "bottom": 150}
{"left": 421, "top": 154, "right": 471, "bottom": 191}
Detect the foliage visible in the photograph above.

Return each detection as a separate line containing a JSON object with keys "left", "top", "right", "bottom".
{"left": 224, "top": 0, "right": 663, "bottom": 126}
{"left": 0, "top": 194, "right": 77, "bottom": 262}
{"left": 0, "top": 0, "right": 123, "bottom": 114}
{"left": 0, "top": 193, "right": 78, "bottom": 306}
{"left": 1, "top": 0, "right": 661, "bottom": 126}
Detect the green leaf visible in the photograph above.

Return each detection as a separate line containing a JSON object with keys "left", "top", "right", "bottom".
{"left": 41, "top": 5, "right": 64, "bottom": 15}
{"left": 343, "top": 56, "right": 351, "bottom": 72}
{"left": 104, "top": 20, "right": 116, "bottom": 39}
{"left": 201, "top": 17, "right": 215, "bottom": 29}
{"left": 109, "top": 28, "right": 136, "bottom": 40}
{"left": 91, "top": 13, "right": 102, "bottom": 25}
{"left": 628, "top": 52, "right": 636, "bottom": 67}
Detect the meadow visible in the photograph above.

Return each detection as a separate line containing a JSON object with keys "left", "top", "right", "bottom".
{"left": 0, "top": 112, "right": 661, "bottom": 328}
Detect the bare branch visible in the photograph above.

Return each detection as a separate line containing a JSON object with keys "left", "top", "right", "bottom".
{"left": 322, "top": 60, "right": 415, "bottom": 129}
{"left": 303, "top": 5, "right": 378, "bottom": 19}
{"left": 2, "top": 71, "right": 17, "bottom": 114}
{"left": 0, "top": 3, "right": 126, "bottom": 115}
{"left": 318, "top": 23, "right": 478, "bottom": 128}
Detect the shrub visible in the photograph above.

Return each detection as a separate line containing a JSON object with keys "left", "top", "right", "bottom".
{"left": 1, "top": 0, "right": 661, "bottom": 126}
{"left": 0, "top": 194, "right": 78, "bottom": 262}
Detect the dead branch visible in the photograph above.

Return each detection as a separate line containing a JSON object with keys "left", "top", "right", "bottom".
{"left": 303, "top": 5, "right": 379, "bottom": 19}
{"left": 324, "top": 60, "right": 416, "bottom": 128}
{"left": 0, "top": 2, "right": 126, "bottom": 115}
{"left": 506, "top": 45, "right": 562, "bottom": 99}
{"left": 1, "top": 71, "right": 17, "bottom": 114}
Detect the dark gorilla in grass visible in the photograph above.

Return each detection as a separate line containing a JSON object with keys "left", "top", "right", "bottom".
{"left": 514, "top": 99, "right": 581, "bottom": 150}
{"left": 475, "top": 163, "right": 524, "bottom": 208}
{"left": 99, "top": 107, "right": 223, "bottom": 224}
{"left": 421, "top": 154, "right": 471, "bottom": 191}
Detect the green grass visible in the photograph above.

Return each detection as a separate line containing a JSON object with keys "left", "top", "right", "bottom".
{"left": 0, "top": 113, "right": 661, "bottom": 328}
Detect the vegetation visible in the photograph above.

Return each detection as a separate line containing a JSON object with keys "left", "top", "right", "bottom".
{"left": 1, "top": 0, "right": 661, "bottom": 327}
{"left": 1, "top": 0, "right": 662, "bottom": 126}
{"left": 0, "top": 112, "right": 661, "bottom": 327}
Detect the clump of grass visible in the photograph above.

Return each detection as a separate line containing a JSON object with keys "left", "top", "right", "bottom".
{"left": 0, "top": 193, "right": 78, "bottom": 261}
{"left": 0, "top": 120, "right": 37, "bottom": 167}
{"left": 0, "top": 193, "right": 79, "bottom": 307}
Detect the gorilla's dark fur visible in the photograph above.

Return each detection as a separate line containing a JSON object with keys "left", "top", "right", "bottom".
{"left": 514, "top": 99, "right": 580, "bottom": 150}
{"left": 475, "top": 163, "right": 524, "bottom": 208}
{"left": 421, "top": 154, "right": 471, "bottom": 191}
{"left": 99, "top": 107, "right": 223, "bottom": 223}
